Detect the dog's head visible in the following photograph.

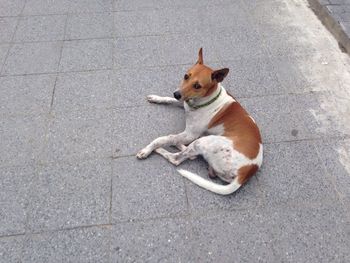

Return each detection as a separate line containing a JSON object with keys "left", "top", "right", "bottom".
{"left": 173, "top": 48, "right": 229, "bottom": 101}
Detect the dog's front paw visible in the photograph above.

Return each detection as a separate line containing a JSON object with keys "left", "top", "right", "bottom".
{"left": 147, "top": 95, "right": 161, "bottom": 104}
{"left": 136, "top": 147, "right": 152, "bottom": 159}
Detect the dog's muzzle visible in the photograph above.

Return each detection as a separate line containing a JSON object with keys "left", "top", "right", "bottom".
{"left": 173, "top": 91, "right": 182, "bottom": 100}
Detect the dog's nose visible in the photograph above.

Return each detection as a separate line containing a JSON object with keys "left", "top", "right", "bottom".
{"left": 173, "top": 91, "right": 182, "bottom": 100}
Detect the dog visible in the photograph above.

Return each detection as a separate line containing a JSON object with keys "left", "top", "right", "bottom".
{"left": 136, "top": 48, "right": 263, "bottom": 195}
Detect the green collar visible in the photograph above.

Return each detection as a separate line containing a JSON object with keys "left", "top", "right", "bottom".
{"left": 186, "top": 88, "right": 222, "bottom": 110}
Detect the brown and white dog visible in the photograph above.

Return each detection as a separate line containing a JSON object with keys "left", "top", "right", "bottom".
{"left": 137, "top": 48, "right": 263, "bottom": 195}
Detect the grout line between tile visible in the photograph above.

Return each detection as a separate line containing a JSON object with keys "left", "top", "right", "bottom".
{"left": 0, "top": 9, "right": 23, "bottom": 74}
{"left": 0, "top": 2, "right": 245, "bottom": 19}
{"left": 109, "top": 160, "right": 114, "bottom": 224}
{"left": 15, "top": 2, "right": 29, "bottom": 261}
{"left": 0, "top": 197, "right": 342, "bottom": 240}
{"left": 49, "top": 14, "right": 69, "bottom": 112}
{"left": 312, "top": 139, "right": 350, "bottom": 210}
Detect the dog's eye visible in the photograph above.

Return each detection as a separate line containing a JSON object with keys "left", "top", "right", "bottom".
{"left": 184, "top": 74, "right": 189, "bottom": 80}
{"left": 193, "top": 83, "right": 201, "bottom": 89}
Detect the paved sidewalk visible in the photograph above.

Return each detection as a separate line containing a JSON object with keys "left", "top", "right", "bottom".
{"left": 309, "top": 0, "right": 350, "bottom": 54}
{"left": 1, "top": 0, "right": 350, "bottom": 262}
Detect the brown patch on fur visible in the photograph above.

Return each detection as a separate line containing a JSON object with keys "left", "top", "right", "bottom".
{"left": 179, "top": 49, "right": 229, "bottom": 101}
{"left": 208, "top": 166, "right": 217, "bottom": 179}
{"left": 197, "top": 47, "right": 203, "bottom": 64}
{"left": 226, "top": 91, "right": 238, "bottom": 101}
{"left": 208, "top": 102, "right": 262, "bottom": 159}
{"left": 205, "top": 83, "right": 218, "bottom": 97}
{"left": 181, "top": 64, "right": 214, "bottom": 100}
{"left": 208, "top": 102, "right": 232, "bottom": 125}
{"left": 237, "top": 164, "right": 259, "bottom": 185}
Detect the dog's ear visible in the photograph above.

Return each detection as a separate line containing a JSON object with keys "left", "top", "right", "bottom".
{"left": 212, "top": 68, "right": 229, "bottom": 82}
{"left": 196, "top": 47, "right": 203, "bottom": 65}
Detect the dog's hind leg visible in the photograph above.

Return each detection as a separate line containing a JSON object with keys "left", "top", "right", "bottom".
{"left": 155, "top": 148, "right": 181, "bottom": 165}
{"left": 174, "top": 141, "right": 217, "bottom": 179}
{"left": 208, "top": 166, "right": 217, "bottom": 179}
{"left": 175, "top": 144, "right": 187, "bottom": 151}
{"left": 137, "top": 132, "right": 198, "bottom": 159}
{"left": 175, "top": 144, "right": 197, "bottom": 160}
{"left": 147, "top": 95, "right": 183, "bottom": 108}
{"left": 155, "top": 143, "right": 199, "bottom": 166}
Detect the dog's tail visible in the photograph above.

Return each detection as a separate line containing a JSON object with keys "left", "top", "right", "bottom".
{"left": 177, "top": 169, "right": 241, "bottom": 195}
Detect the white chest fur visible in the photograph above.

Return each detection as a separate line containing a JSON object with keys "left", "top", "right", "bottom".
{"left": 184, "top": 86, "right": 234, "bottom": 136}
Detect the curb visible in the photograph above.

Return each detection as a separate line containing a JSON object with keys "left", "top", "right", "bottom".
{"left": 308, "top": 0, "right": 350, "bottom": 55}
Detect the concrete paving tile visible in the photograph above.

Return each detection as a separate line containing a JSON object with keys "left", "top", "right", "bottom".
{"left": 314, "top": 138, "right": 350, "bottom": 203}
{"left": 259, "top": 141, "right": 339, "bottom": 206}
{"left": 111, "top": 218, "right": 193, "bottom": 262}
{"left": 245, "top": 0, "right": 318, "bottom": 57}
{"left": 182, "top": 157, "right": 264, "bottom": 213}
{"left": 263, "top": 27, "right": 319, "bottom": 58}
{"left": 327, "top": 4, "right": 350, "bottom": 14}
{"left": 114, "top": 4, "right": 253, "bottom": 39}
{"left": 0, "top": 74, "right": 55, "bottom": 116}
{"left": 332, "top": 12, "right": 350, "bottom": 23}
{"left": 0, "top": 166, "right": 35, "bottom": 236}
{"left": 114, "top": 0, "right": 235, "bottom": 11}
{"left": 0, "top": 0, "right": 25, "bottom": 16}
{"left": 0, "top": 236, "right": 24, "bottom": 263}
{"left": 0, "top": 44, "right": 10, "bottom": 70}
{"left": 245, "top": 0, "right": 293, "bottom": 27}
{"left": 0, "top": 17, "right": 18, "bottom": 43}
{"left": 112, "top": 105, "right": 185, "bottom": 156}
{"left": 14, "top": 15, "right": 66, "bottom": 42}
{"left": 22, "top": 226, "right": 110, "bottom": 263}
{"left": 319, "top": 0, "right": 330, "bottom": 4}
{"left": 203, "top": 3, "right": 254, "bottom": 33}
{"left": 328, "top": 0, "right": 350, "bottom": 4}
{"left": 69, "top": 0, "right": 113, "bottom": 13}
{"left": 212, "top": 26, "right": 265, "bottom": 62}
{"left": 114, "top": 34, "right": 219, "bottom": 68}
{"left": 190, "top": 210, "right": 276, "bottom": 262}
{"left": 270, "top": 207, "right": 350, "bottom": 262}
{"left": 53, "top": 70, "right": 115, "bottom": 114}
{"left": 340, "top": 21, "right": 350, "bottom": 36}
{"left": 112, "top": 65, "right": 187, "bottom": 107}
{"left": 26, "top": 159, "right": 111, "bottom": 232}
{"left": 114, "top": 8, "right": 205, "bottom": 36}
{"left": 112, "top": 155, "right": 188, "bottom": 222}
{"left": 239, "top": 95, "right": 310, "bottom": 143}
{"left": 251, "top": 21, "right": 306, "bottom": 42}
{"left": 290, "top": 92, "right": 350, "bottom": 138}
{"left": 0, "top": 115, "right": 47, "bottom": 167}
{"left": 66, "top": 12, "right": 113, "bottom": 40}
{"left": 270, "top": 56, "right": 311, "bottom": 94}
{"left": 251, "top": 17, "right": 316, "bottom": 57}
{"left": 2, "top": 42, "right": 61, "bottom": 75}
{"left": 211, "top": 57, "right": 283, "bottom": 98}
{"left": 43, "top": 111, "right": 114, "bottom": 162}
{"left": 60, "top": 39, "right": 113, "bottom": 72}
{"left": 23, "top": 0, "right": 71, "bottom": 15}
{"left": 292, "top": 51, "right": 346, "bottom": 92}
